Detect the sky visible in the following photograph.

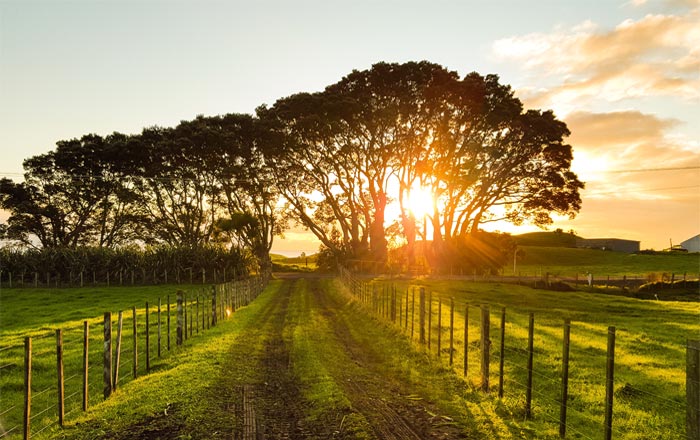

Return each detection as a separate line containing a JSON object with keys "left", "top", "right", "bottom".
{"left": 0, "top": 0, "right": 698, "bottom": 254}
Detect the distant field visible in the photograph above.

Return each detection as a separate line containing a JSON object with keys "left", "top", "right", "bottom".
{"left": 508, "top": 246, "right": 699, "bottom": 278}
{"left": 271, "top": 253, "right": 319, "bottom": 271}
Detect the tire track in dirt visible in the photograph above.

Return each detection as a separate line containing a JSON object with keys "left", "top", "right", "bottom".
{"left": 309, "top": 279, "right": 468, "bottom": 439}
{"left": 212, "top": 279, "right": 326, "bottom": 439}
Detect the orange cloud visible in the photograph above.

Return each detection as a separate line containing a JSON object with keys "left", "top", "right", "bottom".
{"left": 560, "top": 110, "right": 700, "bottom": 202}
{"left": 493, "top": 8, "right": 700, "bottom": 110}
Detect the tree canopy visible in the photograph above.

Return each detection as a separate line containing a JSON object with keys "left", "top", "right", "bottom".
{"left": 1, "top": 61, "right": 583, "bottom": 272}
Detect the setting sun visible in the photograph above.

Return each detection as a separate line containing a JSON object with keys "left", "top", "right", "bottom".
{"left": 406, "top": 186, "right": 434, "bottom": 219}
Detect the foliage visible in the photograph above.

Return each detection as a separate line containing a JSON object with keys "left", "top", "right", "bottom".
{"left": 2, "top": 61, "right": 583, "bottom": 271}
{"left": 0, "top": 245, "right": 249, "bottom": 285}
{"left": 514, "top": 230, "right": 580, "bottom": 247}
{"left": 260, "top": 61, "right": 583, "bottom": 266}
{"left": 0, "top": 133, "right": 144, "bottom": 248}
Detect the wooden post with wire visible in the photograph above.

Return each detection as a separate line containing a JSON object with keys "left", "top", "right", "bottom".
{"left": 480, "top": 305, "right": 490, "bottom": 392}
{"left": 83, "top": 321, "right": 89, "bottom": 411}
{"left": 560, "top": 319, "right": 571, "bottom": 438}
{"left": 56, "top": 329, "right": 64, "bottom": 426}
{"left": 23, "top": 337, "right": 32, "bottom": 440}
{"left": 525, "top": 313, "right": 534, "bottom": 419}
{"left": 132, "top": 307, "right": 138, "bottom": 379}
{"left": 103, "top": 312, "right": 113, "bottom": 399}
{"left": 498, "top": 307, "right": 505, "bottom": 399}
{"left": 604, "top": 326, "right": 616, "bottom": 440}
{"left": 687, "top": 339, "right": 699, "bottom": 440}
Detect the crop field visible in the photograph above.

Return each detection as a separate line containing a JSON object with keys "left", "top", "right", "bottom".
{"left": 1, "top": 266, "right": 698, "bottom": 439}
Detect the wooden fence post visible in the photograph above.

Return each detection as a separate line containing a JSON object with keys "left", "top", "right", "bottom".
{"left": 103, "top": 312, "right": 113, "bottom": 399}
{"left": 113, "top": 311, "right": 123, "bottom": 390}
{"left": 480, "top": 306, "right": 490, "bottom": 392}
{"left": 419, "top": 287, "right": 426, "bottom": 344}
{"left": 463, "top": 304, "right": 469, "bottom": 378}
{"left": 405, "top": 289, "right": 409, "bottom": 330}
{"left": 604, "top": 326, "right": 616, "bottom": 440}
{"left": 196, "top": 295, "right": 200, "bottom": 333}
{"left": 449, "top": 298, "right": 454, "bottom": 366}
{"left": 158, "top": 299, "right": 162, "bottom": 357}
{"left": 167, "top": 295, "right": 171, "bottom": 351}
{"left": 56, "top": 329, "right": 64, "bottom": 426}
{"left": 177, "top": 291, "right": 184, "bottom": 345}
{"left": 437, "top": 298, "right": 442, "bottom": 357}
{"left": 688, "top": 339, "right": 700, "bottom": 440}
{"left": 428, "top": 292, "right": 433, "bottom": 350}
{"left": 526, "top": 313, "right": 534, "bottom": 419}
{"left": 23, "top": 337, "right": 31, "bottom": 440}
{"left": 411, "top": 288, "right": 415, "bottom": 340}
{"left": 560, "top": 319, "right": 571, "bottom": 438}
{"left": 145, "top": 302, "right": 151, "bottom": 372}
{"left": 83, "top": 321, "right": 89, "bottom": 411}
{"left": 132, "top": 307, "right": 138, "bottom": 379}
{"left": 211, "top": 286, "right": 217, "bottom": 327}
{"left": 190, "top": 297, "right": 194, "bottom": 337}
{"left": 498, "top": 307, "right": 506, "bottom": 399}
{"left": 184, "top": 293, "right": 188, "bottom": 341}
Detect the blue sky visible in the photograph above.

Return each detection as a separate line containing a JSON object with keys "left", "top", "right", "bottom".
{"left": 1, "top": 0, "right": 698, "bottom": 252}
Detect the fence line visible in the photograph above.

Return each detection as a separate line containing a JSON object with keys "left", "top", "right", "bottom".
{"left": 0, "top": 273, "right": 269, "bottom": 440}
{"left": 0, "top": 267, "right": 244, "bottom": 290}
{"left": 338, "top": 266, "right": 697, "bottom": 440}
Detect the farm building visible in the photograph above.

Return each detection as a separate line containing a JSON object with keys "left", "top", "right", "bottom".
{"left": 680, "top": 234, "right": 700, "bottom": 252}
{"left": 575, "top": 238, "right": 640, "bottom": 253}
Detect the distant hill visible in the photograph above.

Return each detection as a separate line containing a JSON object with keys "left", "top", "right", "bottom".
{"left": 514, "top": 231, "right": 581, "bottom": 247}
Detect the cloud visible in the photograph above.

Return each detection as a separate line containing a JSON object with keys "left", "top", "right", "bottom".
{"left": 566, "top": 110, "right": 678, "bottom": 150}
{"left": 563, "top": 110, "right": 700, "bottom": 201}
{"left": 493, "top": 8, "right": 700, "bottom": 111}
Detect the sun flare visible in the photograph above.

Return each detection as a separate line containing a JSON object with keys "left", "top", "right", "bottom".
{"left": 406, "top": 186, "right": 434, "bottom": 218}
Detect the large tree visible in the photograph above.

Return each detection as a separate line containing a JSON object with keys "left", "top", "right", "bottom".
{"left": 422, "top": 72, "right": 584, "bottom": 248}
{"left": 260, "top": 61, "right": 456, "bottom": 263}
{"left": 0, "top": 133, "right": 142, "bottom": 248}
{"left": 261, "top": 62, "right": 582, "bottom": 265}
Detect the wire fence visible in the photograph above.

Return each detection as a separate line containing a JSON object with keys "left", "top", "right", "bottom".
{"left": 338, "top": 267, "right": 699, "bottom": 440}
{"left": 0, "top": 273, "right": 269, "bottom": 440}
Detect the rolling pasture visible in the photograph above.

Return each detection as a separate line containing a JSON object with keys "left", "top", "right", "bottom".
{"left": 0, "top": 249, "right": 698, "bottom": 439}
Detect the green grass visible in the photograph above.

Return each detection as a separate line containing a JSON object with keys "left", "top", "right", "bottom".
{"left": 271, "top": 253, "right": 319, "bottom": 272}
{"left": 2, "top": 273, "right": 699, "bottom": 439}
{"left": 363, "top": 276, "right": 699, "bottom": 439}
{"left": 510, "top": 246, "right": 700, "bottom": 277}
{"left": 0, "top": 284, "right": 213, "bottom": 344}
{"left": 0, "top": 282, "right": 251, "bottom": 439}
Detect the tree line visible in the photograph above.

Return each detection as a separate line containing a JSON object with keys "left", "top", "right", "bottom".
{"left": 0, "top": 61, "right": 583, "bottom": 272}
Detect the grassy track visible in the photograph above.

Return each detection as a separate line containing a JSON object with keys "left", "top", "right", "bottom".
{"left": 2, "top": 275, "right": 698, "bottom": 438}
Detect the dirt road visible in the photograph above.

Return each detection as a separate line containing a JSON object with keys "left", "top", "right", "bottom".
{"left": 205, "top": 275, "right": 471, "bottom": 439}
{"left": 71, "top": 275, "right": 478, "bottom": 440}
